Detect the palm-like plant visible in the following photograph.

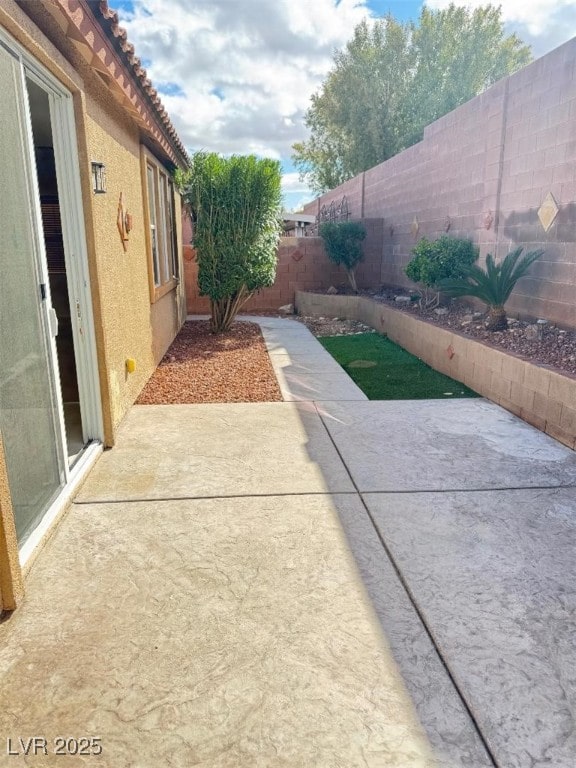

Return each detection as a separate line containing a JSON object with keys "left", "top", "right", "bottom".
{"left": 439, "top": 247, "right": 543, "bottom": 330}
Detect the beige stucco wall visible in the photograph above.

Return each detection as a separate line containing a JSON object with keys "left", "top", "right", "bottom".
{"left": 0, "top": 2, "right": 185, "bottom": 595}
{"left": 82, "top": 78, "right": 186, "bottom": 441}
{"left": 1, "top": 0, "right": 185, "bottom": 445}
{"left": 0, "top": 1, "right": 82, "bottom": 94}
{"left": 83, "top": 105, "right": 157, "bottom": 438}
{"left": 0, "top": 435, "right": 24, "bottom": 612}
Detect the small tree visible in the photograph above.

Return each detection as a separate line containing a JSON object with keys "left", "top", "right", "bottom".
{"left": 439, "top": 247, "right": 543, "bottom": 330}
{"left": 176, "top": 153, "right": 282, "bottom": 333}
{"left": 405, "top": 236, "right": 478, "bottom": 309}
{"left": 319, "top": 220, "right": 366, "bottom": 292}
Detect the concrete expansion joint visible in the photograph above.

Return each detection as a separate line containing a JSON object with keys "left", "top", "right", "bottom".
{"left": 72, "top": 490, "right": 359, "bottom": 505}
{"left": 311, "top": 400, "right": 501, "bottom": 768}
{"left": 359, "top": 482, "right": 576, "bottom": 494}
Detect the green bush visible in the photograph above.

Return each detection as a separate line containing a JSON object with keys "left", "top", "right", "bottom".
{"left": 319, "top": 220, "right": 366, "bottom": 292}
{"left": 405, "top": 236, "right": 478, "bottom": 308}
{"left": 176, "top": 152, "right": 281, "bottom": 332}
{"left": 439, "top": 246, "right": 543, "bottom": 330}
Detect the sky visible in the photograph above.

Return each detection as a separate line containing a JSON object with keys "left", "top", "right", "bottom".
{"left": 113, "top": 0, "right": 576, "bottom": 210}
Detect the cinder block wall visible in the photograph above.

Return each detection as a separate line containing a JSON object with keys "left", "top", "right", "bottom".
{"left": 302, "top": 38, "right": 576, "bottom": 329}
{"left": 184, "top": 219, "right": 384, "bottom": 313}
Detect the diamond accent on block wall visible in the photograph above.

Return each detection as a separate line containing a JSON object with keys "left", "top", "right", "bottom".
{"left": 411, "top": 216, "right": 419, "bottom": 238}
{"left": 538, "top": 192, "right": 559, "bottom": 233}
{"left": 291, "top": 249, "right": 304, "bottom": 262}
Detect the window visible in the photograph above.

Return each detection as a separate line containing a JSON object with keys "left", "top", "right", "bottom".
{"left": 142, "top": 148, "right": 179, "bottom": 300}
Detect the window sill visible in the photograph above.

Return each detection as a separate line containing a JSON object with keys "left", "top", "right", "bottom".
{"left": 151, "top": 277, "right": 179, "bottom": 303}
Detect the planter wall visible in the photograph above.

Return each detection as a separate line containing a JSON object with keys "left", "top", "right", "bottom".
{"left": 296, "top": 291, "right": 576, "bottom": 450}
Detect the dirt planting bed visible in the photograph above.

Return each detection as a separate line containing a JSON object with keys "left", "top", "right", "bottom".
{"left": 137, "top": 320, "right": 282, "bottom": 404}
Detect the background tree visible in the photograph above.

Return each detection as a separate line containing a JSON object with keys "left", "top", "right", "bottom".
{"left": 177, "top": 153, "right": 282, "bottom": 333}
{"left": 319, "top": 220, "right": 366, "bottom": 292}
{"left": 293, "top": 4, "right": 531, "bottom": 194}
{"left": 293, "top": 17, "right": 411, "bottom": 193}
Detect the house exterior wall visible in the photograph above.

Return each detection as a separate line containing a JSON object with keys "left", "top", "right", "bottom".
{"left": 0, "top": 0, "right": 185, "bottom": 444}
{"left": 0, "top": 436, "right": 23, "bottom": 613}
{"left": 0, "top": 0, "right": 186, "bottom": 603}
{"left": 302, "top": 38, "right": 576, "bottom": 328}
{"left": 83, "top": 99, "right": 184, "bottom": 437}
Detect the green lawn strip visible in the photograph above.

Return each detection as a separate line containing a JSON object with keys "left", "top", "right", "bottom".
{"left": 319, "top": 332, "right": 479, "bottom": 400}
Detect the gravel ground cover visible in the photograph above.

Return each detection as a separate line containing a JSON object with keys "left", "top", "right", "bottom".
{"left": 293, "top": 315, "right": 376, "bottom": 337}
{"left": 137, "top": 320, "right": 282, "bottom": 404}
{"left": 136, "top": 297, "right": 576, "bottom": 407}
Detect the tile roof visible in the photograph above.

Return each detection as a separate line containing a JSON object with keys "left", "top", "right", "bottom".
{"left": 92, "top": 0, "right": 189, "bottom": 165}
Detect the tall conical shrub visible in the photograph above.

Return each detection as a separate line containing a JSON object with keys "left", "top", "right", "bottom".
{"left": 177, "top": 153, "right": 282, "bottom": 332}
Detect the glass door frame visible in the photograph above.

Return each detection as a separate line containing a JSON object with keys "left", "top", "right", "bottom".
{"left": 23, "top": 52, "right": 104, "bottom": 448}
{"left": 0, "top": 27, "right": 104, "bottom": 562}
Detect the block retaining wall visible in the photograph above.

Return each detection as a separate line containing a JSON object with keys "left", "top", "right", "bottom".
{"left": 184, "top": 220, "right": 384, "bottom": 314}
{"left": 295, "top": 291, "right": 576, "bottom": 450}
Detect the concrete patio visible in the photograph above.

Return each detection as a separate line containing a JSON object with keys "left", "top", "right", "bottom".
{"left": 1, "top": 316, "right": 576, "bottom": 767}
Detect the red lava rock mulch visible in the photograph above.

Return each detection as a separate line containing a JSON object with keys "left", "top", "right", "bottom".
{"left": 136, "top": 320, "right": 282, "bottom": 404}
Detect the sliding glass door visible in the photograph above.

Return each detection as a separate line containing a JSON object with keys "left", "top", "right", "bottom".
{"left": 0, "top": 40, "right": 66, "bottom": 543}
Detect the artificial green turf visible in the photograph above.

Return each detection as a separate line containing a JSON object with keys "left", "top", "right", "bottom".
{"left": 319, "top": 332, "right": 479, "bottom": 400}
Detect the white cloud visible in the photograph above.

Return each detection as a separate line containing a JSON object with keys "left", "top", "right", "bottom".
{"left": 120, "top": 0, "right": 372, "bottom": 160}
{"left": 425, "top": 0, "right": 576, "bottom": 56}
{"left": 281, "top": 172, "right": 311, "bottom": 194}
{"left": 119, "top": 0, "right": 574, "bottom": 209}
{"left": 281, "top": 173, "right": 314, "bottom": 210}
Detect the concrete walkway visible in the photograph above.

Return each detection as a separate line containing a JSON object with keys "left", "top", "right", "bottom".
{"left": 1, "top": 316, "right": 576, "bottom": 767}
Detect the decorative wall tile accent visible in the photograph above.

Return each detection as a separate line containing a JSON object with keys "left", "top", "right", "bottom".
{"left": 538, "top": 192, "right": 559, "bottom": 233}
{"left": 291, "top": 249, "right": 304, "bottom": 262}
{"left": 483, "top": 210, "right": 493, "bottom": 230}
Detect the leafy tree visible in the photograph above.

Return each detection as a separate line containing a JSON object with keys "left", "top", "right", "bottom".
{"left": 176, "top": 153, "right": 282, "bottom": 333}
{"left": 439, "top": 247, "right": 543, "bottom": 330}
{"left": 293, "top": 4, "right": 531, "bottom": 194}
{"left": 405, "top": 236, "right": 478, "bottom": 308}
{"left": 293, "top": 17, "right": 411, "bottom": 193}
{"left": 319, "top": 220, "right": 366, "bottom": 292}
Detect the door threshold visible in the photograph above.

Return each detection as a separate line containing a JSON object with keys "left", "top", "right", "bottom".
{"left": 19, "top": 441, "right": 103, "bottom": 570}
